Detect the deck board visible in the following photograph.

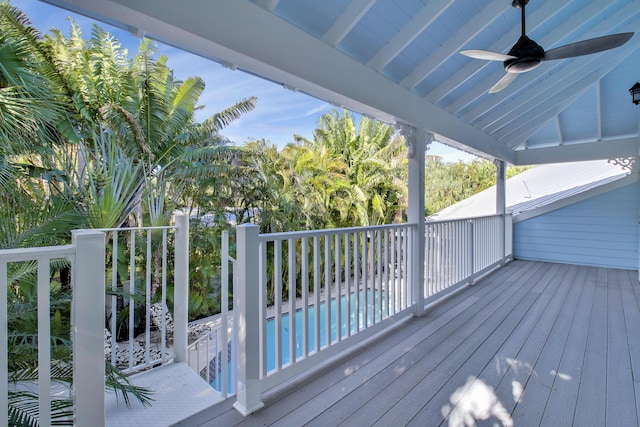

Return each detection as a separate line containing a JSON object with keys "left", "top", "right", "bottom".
{"left": 605, "top": 269, "right": 637, "bottom": 426}
{"left": 621, "top": 269, "right": 640, "bottom": 424}
{"left": 540, "top": 266, "right": 594, "bottom": 426}
{"left": 573, "top": 268, "right": 609, "bottom": 427}
{"left": 176, "top": 261, "right": 640, "bottom": 427}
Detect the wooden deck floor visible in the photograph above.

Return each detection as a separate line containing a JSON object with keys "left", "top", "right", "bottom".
{"left": 177, "top": 261, "right": 640, "bottom": 426}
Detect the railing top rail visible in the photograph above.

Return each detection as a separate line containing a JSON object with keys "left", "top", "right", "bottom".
{"left": 426, "top": 213, "right": 510, "bottom": 225}
{"left": 259, "top": 222, "right": 418, "bottom": 242}
{"left": 92, "top": 225, "right": 176, "bottom": 232}
{"left": 0, "top": 245, "right": 75, "bottom": 263}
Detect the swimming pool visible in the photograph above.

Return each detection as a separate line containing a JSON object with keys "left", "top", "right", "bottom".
{"left": 210, "top": 290, "right": 386, "bottom": 392}
{"left": 266, "top": 291, "right": 385, "bottom": 371}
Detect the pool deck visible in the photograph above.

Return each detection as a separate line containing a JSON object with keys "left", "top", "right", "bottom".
{"left": 174, "top": 260, "right": 640, "bottom": 426}
{"left": 106, "top": 362, "right": 223, "bottom": 427}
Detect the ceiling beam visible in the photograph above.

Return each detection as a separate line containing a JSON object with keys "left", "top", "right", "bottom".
{"left": 497, "top": 48, "right": 637, "bottom": 148}
{"left": 596, "top": 80, "right": 602, "bottom": 142}
{"left": 321, "top": 0, "right": 376, "bottom": 47}
{"left": 42, "top": 0, "right": 516, "bottom": 163}
{"left": 555, "top": 115, "right": 563, "bottom": 146}
{"left": 366, "top": 0, "right": 454, "bottom": 72}
{"left": 515, "top": 137, "right": 640, "bottom": 165}
{"left": 480, "top": 36, "right": 639, "bottom": 137}
{"left": 401, "top": 0, "right": 510, "bottom": 90}
{"left": 256, "top": 0, "right": 279, "bottom": 12}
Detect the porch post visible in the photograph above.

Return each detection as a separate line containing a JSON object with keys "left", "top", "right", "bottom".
{"left": 173, "top": 214, "right": 189, "bottom": 362}
{"left": 495, "top": 160, "right": 507, "bottom": 264}
{"left": 400, "top": 124, "right": 432, "bottom": 316}
{"left": 233, "top": 224, "right": 264, "bottom": 416}
{"left": 72, "top": 230, "right": 106, "bottom": 427}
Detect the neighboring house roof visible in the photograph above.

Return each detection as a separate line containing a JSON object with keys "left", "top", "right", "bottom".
{"left": 429, "top": 159, "right": 634, "bottom": 222}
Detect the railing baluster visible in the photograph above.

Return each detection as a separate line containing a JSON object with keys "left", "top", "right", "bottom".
{"left": 128, "top": 230, "right": 135, "bottom": 369}
{"left": 354, "top": 232, "right": 360, "bottom": 333}
{"left": 111, "top": 232, "right": 118, "bottom": 365}
{"left": 0, "top": 262, "right": 6, "bottom": 424}
{"left": 37, "top": 259, "right": 51, "bottom": 427}
{"left": 391, "top": 228, "right": 397, "bottom": 313}
{"left": 362, "top": 230, "right": 368, "bottom": 328}
{"left": 161, "top": 229, "right": 168, "bottom": 358}
{"left": 344, "top": 233, "right": 351, "bottom": 337}
{"left": 324, "top": 236, "right": 331, "bottom": 347}
{"left": 376, "top": 230, "right": 382, "bottom": 322}
{"left": 145, "top": 230, "right": 152, "bottom": 363}
{"left": 260, "top": 240, "right": 267, "bottom": 378}
{"left": 313, "top": 236, "right": 321, "bottom": 353}
{"left": 403, "top": 227, "right": 409, "bottom": 309}
{"left": 274, "top": 240, "right": 282, "bottom": 371}
{"left": 222, "top": 231, "right": 230, "bottom": 397}
{"left": 288, "top": 239, "right": 296, "bottom": 365}
{"left": 384, "top": 229, "right": 389, "bottom": 319}
{"left": 301, "top": 237, "right": 309, "bottom": 357}
{"left": 334, "top": 234, "right": 341, "bottom": 342}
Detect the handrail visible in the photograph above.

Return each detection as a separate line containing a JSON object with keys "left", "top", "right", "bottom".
{"left": 260, "top": 222, "right": 418, "bottom": 241}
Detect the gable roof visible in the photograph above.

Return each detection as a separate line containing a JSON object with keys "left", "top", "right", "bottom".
{"left": 429, "top": 159, "right": 635, "bottom": 221}
{"left": 42, "top": 0, "right": 640, "bottom": 166}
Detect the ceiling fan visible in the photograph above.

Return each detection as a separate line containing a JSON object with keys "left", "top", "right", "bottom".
{"left": 460, "top": 0, "right": 634, "bottom": 93}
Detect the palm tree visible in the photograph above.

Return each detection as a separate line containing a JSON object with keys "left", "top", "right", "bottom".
{"left": 1, "top": 5, "right": 257, "bottom": 424}
{"left": 312, "top": 109, "right": 407, "bottom": 226}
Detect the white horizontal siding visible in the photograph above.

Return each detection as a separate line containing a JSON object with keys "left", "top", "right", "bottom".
{"left": 514, "top": 182, "right": 639, "bottom": 270}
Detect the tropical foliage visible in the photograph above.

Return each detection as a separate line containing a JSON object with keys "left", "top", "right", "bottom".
{"left": 0, "top": 4, "right": 254, "bottom": 424}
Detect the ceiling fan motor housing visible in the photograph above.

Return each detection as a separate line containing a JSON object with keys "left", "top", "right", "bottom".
{"left": 505, "top": 34, "right": 544, "bottom": 73}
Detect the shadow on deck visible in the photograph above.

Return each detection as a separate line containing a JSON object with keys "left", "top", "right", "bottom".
{"left": 176, "top": 260, "right": 640, "bottom": 426}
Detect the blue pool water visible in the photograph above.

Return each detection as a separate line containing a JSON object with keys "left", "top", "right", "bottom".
{"left": 266, "top": 291, "right": 385, "bottom": 371}
{"left": 210, "top": 291, "right": 387, "bottom": 392}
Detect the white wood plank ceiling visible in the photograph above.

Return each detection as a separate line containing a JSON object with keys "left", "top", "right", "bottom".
{"left": 43, "top": 0, "right": 640, "bottom": 165}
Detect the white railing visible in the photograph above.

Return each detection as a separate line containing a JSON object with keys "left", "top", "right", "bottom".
{"left": 425, "top": 214, "right": 512, "bottom": 299}
{"left": 97, "top": 224, "right": 178, "bottom": 375}
{"left": 1, "top": 215, "right": 189, "bottom": 426}
{"left": 1, "top": 231, "right": 106, "bottom": 426}
{"left": 187, "top": 231, "right": 236, "bottom": 398}
{"left": 233, "top": 223, "right": 417, "bottom": 415}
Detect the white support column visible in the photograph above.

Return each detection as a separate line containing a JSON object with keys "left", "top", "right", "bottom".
{"left": 72, "top": 230, "right": 106, "bottom": 427}
{"left": 399, "top": 124, "right": 432, "bottom": 316}
{"left": 495, "top": 160, "right": 507, "bottom": 264}
{"left": 234, "top": 224, "right": 264, "bottom": 416}
{"left": 173, "top": 214, "right": 189, "bottom": 362}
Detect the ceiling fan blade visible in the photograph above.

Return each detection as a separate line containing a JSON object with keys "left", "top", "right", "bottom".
{"left": 489, "top": 73, "right": 518, "bottom": 93}
{"left": 544, "top": 32, "right": 634, "bottom": 61}
{"left": 460, "top": 49, "right": 517, "bottom": 61}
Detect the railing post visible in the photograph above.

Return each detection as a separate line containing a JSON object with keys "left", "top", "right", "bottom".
{"left": 504, "top": 212, "right": 513, "bottom": 262}
{"left": 233, "top": 224, "right": 264, "bottom": 416}
{"left": 399, "top": 124, "right": 431, "bottom": 316}
{"left": 173, "top": 214, "right": 189, "bottom": 363}
{"left": 495, "top": 160, "right": 507, "bottom": 265}
{"left": 72, "top": 230, "right": 106, "bottom": 427}
{"left": 469, "top": 220, "right": 476, "bottom": 285}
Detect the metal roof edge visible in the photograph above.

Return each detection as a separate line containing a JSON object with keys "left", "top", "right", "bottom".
{"left": 511, "top": 171, "right": 639, "bottom": 223}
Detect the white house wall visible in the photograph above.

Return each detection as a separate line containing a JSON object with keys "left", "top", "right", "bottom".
{"left": 513, "top": 182, "right": 639, "bottom": 270}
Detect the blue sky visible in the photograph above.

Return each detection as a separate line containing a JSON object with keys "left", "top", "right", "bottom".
{"left": 14, "top": 0, "right": 476, "bottom": 162}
